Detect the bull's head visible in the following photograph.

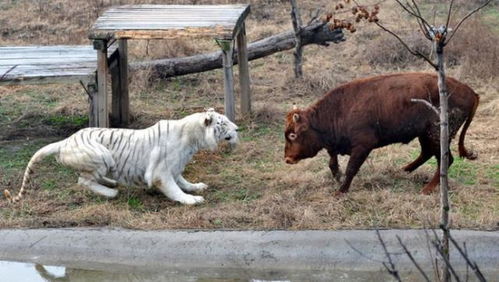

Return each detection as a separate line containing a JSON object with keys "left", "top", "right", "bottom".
{"left": 284, "top": 107, "right": 323, "bottom": 164}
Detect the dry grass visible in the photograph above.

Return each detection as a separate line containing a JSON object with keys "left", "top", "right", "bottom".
{"left": 0, "top": 0, "right": 498, "bottom": 231}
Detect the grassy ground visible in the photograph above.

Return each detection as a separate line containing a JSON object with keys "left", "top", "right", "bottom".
{"left": 0, "top": 0, "right": 498, "bottom": 230}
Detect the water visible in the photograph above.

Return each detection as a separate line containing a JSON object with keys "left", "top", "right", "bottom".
{"left": 0, "top": 260, "right": 402, "bottom": 282}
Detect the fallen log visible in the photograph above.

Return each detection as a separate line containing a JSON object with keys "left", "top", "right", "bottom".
{"left": 130, "top": 22, "right": 345, "bottom": 79}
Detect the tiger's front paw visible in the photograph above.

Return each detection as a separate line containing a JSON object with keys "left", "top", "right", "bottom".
{"left": 178, "top": 195, "right": 205, "bottom": 205}
{"left": 192, "top": 182, "right": 208, "bottom": 191}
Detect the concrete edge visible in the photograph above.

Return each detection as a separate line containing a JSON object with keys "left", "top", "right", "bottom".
{"left": 0, "top": 228, "right": 497, "bottom": 273}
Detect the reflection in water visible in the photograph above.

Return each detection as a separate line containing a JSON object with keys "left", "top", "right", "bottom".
{"left": 0, "top": 260, "right": 402, "bottom": 282}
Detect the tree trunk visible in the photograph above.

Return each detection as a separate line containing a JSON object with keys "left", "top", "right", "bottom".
{"left": 290, "top": 0, "right": 303, "bottom": 78}
{"left": 436, "top": 40, "right": 451, "bottom": 282}
{"left": 130, "top": 22, "right": 344, "bottom": 79}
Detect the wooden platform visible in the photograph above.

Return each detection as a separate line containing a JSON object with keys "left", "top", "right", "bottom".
{"left": 88, "top": 4, "right": 252, "bottom": 127}
{"left": 89, "top": 4, "right": 250, "bottom": 40}
{"left": 0, "top": 46, "right": 97, "bottom": 85}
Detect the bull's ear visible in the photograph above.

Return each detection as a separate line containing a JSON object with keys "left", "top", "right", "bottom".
{"left": 293, "top": 113, "right": 300, "bottom": 123}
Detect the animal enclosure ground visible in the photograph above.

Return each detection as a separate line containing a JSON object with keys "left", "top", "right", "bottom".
{"left": 0, "top": 0, "right": 498, "bottom": 230}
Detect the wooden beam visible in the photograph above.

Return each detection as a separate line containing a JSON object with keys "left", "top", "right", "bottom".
{"left": 110, "top": 39, "right": 129, "bottom": 127}
{"left": 87, "top": 81, "right": 98, "bottom": 127}
{"left": 218, "top": 39, "right": 235, "bottom": 121}
{"left": 95, "top": 40, "right": 109, "bottom": 128}
{"left": 133, "top": 23, "right": 344, "bottom": 79}
{"left": 236, "top": 23, "right": 251, "bottom": 116}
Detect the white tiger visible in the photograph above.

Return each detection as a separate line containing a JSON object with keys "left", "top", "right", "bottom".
{"left": 4, "top": 109, "right": 238, "bottom": 205}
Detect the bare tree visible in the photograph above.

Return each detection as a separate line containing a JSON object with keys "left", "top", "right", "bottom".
{"left": 374, "top": 1, "right": 491, "bottom": 280}
{"left": 327, "top": 0, "right": 492, "bottom": 280}
{"left": 290, "top": 0, "right": 304, "bottom": 78}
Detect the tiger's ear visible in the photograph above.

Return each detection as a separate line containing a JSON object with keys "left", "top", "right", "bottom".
{"left": 204, "top": 116, "right": 212, "bottom": 126}
{"left": 204, "top": 113, "right": 214, "bottom": 126}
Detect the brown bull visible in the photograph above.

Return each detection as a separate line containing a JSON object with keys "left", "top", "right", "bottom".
{"left": 284, "top": 72, "right": 479, "bottom": 195}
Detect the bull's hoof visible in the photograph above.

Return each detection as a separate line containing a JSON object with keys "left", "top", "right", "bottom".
{"left": 420, "top": 185, "right": 435, "bottom": 195}
{"left": 332, "top": 171, "right": 343, "bottom": 182}
{"left": 334, "top": 190, "right": 348, "bottom": 197}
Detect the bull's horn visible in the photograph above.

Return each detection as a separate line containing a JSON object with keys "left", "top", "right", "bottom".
{"left": 292, "top": 103, "right": 298, "bottom": 110}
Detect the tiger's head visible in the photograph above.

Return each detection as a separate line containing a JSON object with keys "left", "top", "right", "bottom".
{"left": 203, "top": 108, "right": 239, "bottom": 150}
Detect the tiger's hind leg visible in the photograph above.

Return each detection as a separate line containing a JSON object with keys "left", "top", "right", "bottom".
{"left": 79, "top": 173, "right": 118, "bottom": 198}
{"left": 98, "top": 176, "right": 118, "bottom": 188}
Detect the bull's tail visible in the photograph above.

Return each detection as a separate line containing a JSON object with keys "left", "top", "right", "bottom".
{"left": 458, "top": 93, "right": 479, "bottom": 160}
{"left": 4, "top": 141, "right": 63, "bottom": 203}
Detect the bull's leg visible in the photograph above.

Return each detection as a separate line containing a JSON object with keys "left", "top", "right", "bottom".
{"left": 403, "top": 136, "right": 433, "bottom": 172}
{"left": 327, "top": 150, "right": 342, "bottom": 182}
{"left": 420, "top": 143, "right": 454, "bottom": 195}
{"left": 337, "top": 147, "right": 371, "bottom": 195}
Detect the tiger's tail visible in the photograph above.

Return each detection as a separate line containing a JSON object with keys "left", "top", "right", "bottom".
{"left": 4, "top": 141, "right": 63, "bottom": 203}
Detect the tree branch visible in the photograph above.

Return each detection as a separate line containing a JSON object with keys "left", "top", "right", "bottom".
{"left": 411, "top": 98, "right": 440, "bottom": 116}
{"left": 431, "top": 239, "right": 462, "bottom": 282}
{"left": 445, "top": 0, "right": 493, "bottom": 44}
{"left": 375, "top": 22, "right": 438, "bottom": 70}
{"left": 396, "top": 235, "right": 431, "bottom": 282}
{"left": 394, "top": 0, "right": 433, "bottom": 34}
{"left": 345, "top": 239, "right": 387, "bottom": 263}
{"left": 442, "top": 226, "right": 487, "bottom": 282}
{"left": 445, "top": 0, "right": 455, "bottom": 34}
{"left": 376, "top": 230, "right": 402, "bottom": 282}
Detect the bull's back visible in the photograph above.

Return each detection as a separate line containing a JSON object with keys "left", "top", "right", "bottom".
{"left": 320, "top": 73, "right": 478, "bottom": 147}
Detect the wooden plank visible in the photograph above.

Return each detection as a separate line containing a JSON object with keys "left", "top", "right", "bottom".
{"left": 0, "top": 74, "right": 95, "bottom": 86}
{"left": 0, "top": 45, "right": 95, "bottom": 52}
{"left": 93, "top": 22, "right": 236, "bottom": 29}
{"left": 0, "top": 45, "right": 119, "bottom": 84}
{"left": 92, "top": 28, "right": 233, "bottom": 41}
{"left": 110, "top": 39, "right": 129, "bottom": 127}
{"left": 0, "top": 58, "right": 97, "bottom": 65}
{"left": 95, "top": 40, "right": 109, "bottom": 128}
{"left": 110, "top": 4, "right": 248, "bottom": 9}
{"left": 89, "top": 4, "right": 250, "bottom": 40}
{"left": 220, "top": 40, "right": 235, "bottom": 122}
{"left": 236, "top": 23, "right": 251, "bottom": 116}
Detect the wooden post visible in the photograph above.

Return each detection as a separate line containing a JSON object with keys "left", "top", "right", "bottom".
{"left": 87, "top": 80, "right": 98, "bottom": 127}
{"left": 218, "top": 39, "right": 235, "bottom": 121}
{"left": 94, "top": 39, "right": 109, "bottom": 128}
{"left": 236, "top": 23, "right": 251, "bottom": 117}
{"left": 110, "top": 39, "right": 129, "bottom": 127}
